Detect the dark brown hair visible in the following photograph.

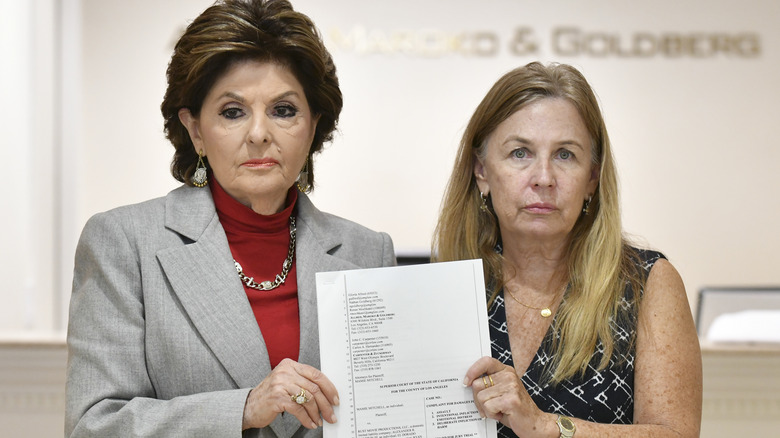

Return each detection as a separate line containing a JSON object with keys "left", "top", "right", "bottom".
{"left": 161, "top": 0, "right": 342, "bottom": 189}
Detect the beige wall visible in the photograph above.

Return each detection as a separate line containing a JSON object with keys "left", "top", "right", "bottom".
{"left": 69, "top": 0, "right": 780, "bottom": 311}
{"left": 1, "top": 0, "right": 779, "bottom": 436}
{"left": 3, "top": 0, "right": 779, "bottom": 333}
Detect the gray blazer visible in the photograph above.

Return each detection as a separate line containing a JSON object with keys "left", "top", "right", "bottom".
{"left": 65, "top": 185, "right": 396, "bottom": 438}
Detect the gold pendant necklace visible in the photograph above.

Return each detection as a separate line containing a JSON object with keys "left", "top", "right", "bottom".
{"left": 505, "top": 284, "right": 565, "bottom": 318}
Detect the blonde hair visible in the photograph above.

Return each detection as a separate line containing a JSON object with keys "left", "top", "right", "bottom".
{"left": 432, "top": 62, "right": 643, "bottom": 383}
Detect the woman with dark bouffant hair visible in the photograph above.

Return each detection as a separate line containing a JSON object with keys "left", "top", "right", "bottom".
{"left": 65, "top": 1, "right": 395, "bottom": 436}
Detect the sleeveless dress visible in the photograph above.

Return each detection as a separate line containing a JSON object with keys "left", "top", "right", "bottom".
{"left": 489, "top": 249, "right": 665, "bottom": 437}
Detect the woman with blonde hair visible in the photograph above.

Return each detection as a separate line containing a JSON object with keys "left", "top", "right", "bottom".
{"left": 433, "top": 62, "right": 701, "bottom": 437}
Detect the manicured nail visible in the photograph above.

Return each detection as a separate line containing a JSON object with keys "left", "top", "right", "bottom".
{"left": 331, "top": 414, "right": 338, "bottom": 423}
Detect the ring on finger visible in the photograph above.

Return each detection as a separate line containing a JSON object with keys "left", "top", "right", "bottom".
{"left": 481, "top": 375, "right": 489, "bottom": 388}
{"left": 292, "top": 388, "right": 310, "bottom": 405}
{"left": 488, "top": 374, "right": 494, "bottom": 387}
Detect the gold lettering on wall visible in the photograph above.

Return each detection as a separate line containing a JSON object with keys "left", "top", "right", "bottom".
{"left": 552, "top": 28, "right": 761, "bottom": 58}
{"left": 327, "top": 26, "right": 762, "bottom": 59}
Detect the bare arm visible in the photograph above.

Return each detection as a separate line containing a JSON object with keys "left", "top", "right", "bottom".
{"left": 465, "top": 259, "right": 702, "bottom": 437}
{"left": 631, "top": 259, "right": 702, "bottom": 434}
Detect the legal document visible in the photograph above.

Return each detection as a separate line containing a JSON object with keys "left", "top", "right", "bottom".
{"left": 316, "top": 259, "right": 497, "bottom": 438}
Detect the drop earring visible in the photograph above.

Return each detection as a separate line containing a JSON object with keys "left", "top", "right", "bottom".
{"left": 192, "top": 150, "right": 208, "bottom": 187}
{"left": 582, "top": 195, "right": 592, "bottom": 215}
{"left": 480, "top": 191, "right": 489, "bottom": 212}
{"left": 296, "top": 158, "right": 311, "bottom": 192}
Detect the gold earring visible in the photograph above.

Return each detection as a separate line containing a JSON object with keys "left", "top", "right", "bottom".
{"left": 582, "top": 195, "right": 592, "bottom": 214}
{"left": 296, "top": 158, "right": 311, "bottom": 192}
{"left": 480, "top": 191, "right": 489, "bottom": 212}
{"left": 192, "top": 150, "right": 208, "bottom": 187}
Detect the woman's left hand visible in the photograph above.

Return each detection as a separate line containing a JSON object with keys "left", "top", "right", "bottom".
{"left": 464, "top": 356, "right": 555, "bottom": 437}
{"left": 242, "top": 358, "right": 339, "bottom": 431}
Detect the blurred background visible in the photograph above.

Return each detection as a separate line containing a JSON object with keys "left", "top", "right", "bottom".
{"left": 1, "top": 0, "right": 778, "bottom": 436}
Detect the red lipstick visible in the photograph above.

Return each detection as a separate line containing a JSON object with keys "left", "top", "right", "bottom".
{"left": 242, "top": 158, "right": 278, "bottom": 168}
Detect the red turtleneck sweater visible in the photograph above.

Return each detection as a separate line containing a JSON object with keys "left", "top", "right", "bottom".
{"left": 210, "top": 179, "right": 300, "bottom": 369}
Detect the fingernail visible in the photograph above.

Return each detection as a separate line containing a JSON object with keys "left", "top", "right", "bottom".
{"left": 334, "top": 395, "right": 340, "bottom": 406}
{"left": 312, "top": 421, "right": 318, "bottom": 429}
{"left": 462, "top": 377, "right": 469, "bottom": 387}
{"left": 331, "top": 414, "right": 338, "bottom": 423}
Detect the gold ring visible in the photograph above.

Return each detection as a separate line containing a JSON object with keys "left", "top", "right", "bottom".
{"left": 488, "top": 374, "right": 494, "bottom": 387}
{"left": 292, "top": 388, "right": 309, "bottom": 405}
{"left": 482, "top": 375, "right": 490, "bottom": 388}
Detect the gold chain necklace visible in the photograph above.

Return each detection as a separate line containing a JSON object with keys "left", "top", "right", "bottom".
{"left": 505, "top": 284, "right": 566, "bottom": 318}
{"left": 234, "top": 216, "right": 296, "bottom": 291}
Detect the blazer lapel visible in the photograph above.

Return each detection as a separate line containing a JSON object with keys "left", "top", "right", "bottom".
{"left": 295, "top": 193, "right": 362, "bottom": 370}
{"left": 157, "top": 188, "right": 359, "bottom": 438}
{"left": 264, "top": 193, "right": 360, "bottom": 437}
{"left": 156, "top": 186, "right": 272, "bottom": 390}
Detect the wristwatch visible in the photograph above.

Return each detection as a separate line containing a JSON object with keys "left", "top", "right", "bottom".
{"left": 556, "top": 415, "right": 576, "bottom": 437}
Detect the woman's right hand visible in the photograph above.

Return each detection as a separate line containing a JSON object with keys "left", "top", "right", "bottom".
{"left": 464, "top": 356, "right": 557, "bottom": 437}
{"left": 242, "top": 358, "right": 339, "bottom": 430}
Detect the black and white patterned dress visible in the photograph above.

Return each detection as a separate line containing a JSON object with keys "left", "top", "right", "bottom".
{"left": 489, "top": 249, "right": 665, "bottom": 437}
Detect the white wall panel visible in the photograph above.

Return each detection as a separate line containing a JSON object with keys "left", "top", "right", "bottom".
{"left": 0, "top": 0, "right": 57, "bottom": 333}
{"left": 70, "top": 0, "right": 780, "bottom": 305}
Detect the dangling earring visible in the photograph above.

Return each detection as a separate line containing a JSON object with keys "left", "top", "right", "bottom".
{"left": 480, "top": 191, "right": 489, "bottom": 213}
{"left": 192, "top": 150, "right": 208, "bottom": 187}
{"left": 296, "top": 158, "right": 311, "bottom": 192}
{"left": 582, "top": 195, "right": 592, "bottom": 215}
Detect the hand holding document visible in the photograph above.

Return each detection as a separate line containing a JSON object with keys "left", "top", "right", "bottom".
{"left": 316, "top": 259, "right": 497, "bottom": 438}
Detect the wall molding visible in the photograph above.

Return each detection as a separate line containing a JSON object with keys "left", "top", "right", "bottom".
{"left": 0, "top": 341, "right": 67, "bottom": 414}
{"left": 701, "top": 347, "right": 780, "bottom": 421}
{"left": 1, "top": 342, "right": 778, "bottom": 434}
